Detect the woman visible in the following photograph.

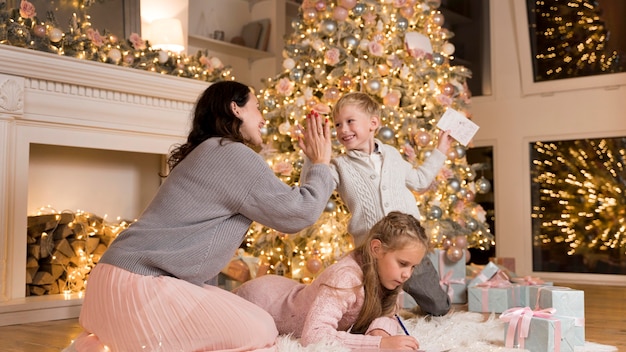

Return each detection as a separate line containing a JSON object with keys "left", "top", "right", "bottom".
{"left": 68, "top": 81, "right": 334, "bottom": 351}
{"left": 235, "top": 211, "right": 427, "bottom": 351}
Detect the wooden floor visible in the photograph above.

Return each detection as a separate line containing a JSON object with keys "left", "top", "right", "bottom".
{"left": 0, "top": 283, "right": 624, "bottom": 351}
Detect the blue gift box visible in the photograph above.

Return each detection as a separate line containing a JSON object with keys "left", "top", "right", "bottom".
{"left": 501, "top": 308, "right": 582, "bottom": 352}
{"left": 427, "top": 249, "right": 467, "bottom": 304}
{"left": 467, "top": 261, "right": 501, "bottom": 287}
{"left": 468, "top": 286, "right": 510, "bottom": 313}
{"left": 528, "top": 286, "right": 584, "bottom": 319}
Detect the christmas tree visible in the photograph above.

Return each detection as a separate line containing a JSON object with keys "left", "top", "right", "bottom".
{"left": 530, "top": 137, "right": 626, "bottom": 274}
{"left": 243, "top": 0, "right": 494, "bottom": 282}
{"left": 527, "top": 0, "right": 625, "bottom": 81}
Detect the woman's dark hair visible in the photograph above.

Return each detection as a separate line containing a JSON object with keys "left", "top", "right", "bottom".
{"left": 167, "top": 81, "right": 251, "bottom": 170}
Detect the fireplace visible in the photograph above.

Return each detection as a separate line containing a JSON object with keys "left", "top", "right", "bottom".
{"left": 0, "top": 45, "right": 209, "bottom": 325}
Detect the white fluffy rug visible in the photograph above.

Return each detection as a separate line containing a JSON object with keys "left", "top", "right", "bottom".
{"left": 275, "top": 310, "right": 618, "bottom": 352}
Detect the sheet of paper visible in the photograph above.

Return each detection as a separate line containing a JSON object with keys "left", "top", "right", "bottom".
{"left": 436, "top": 108, "right": 479, "bottom": 146}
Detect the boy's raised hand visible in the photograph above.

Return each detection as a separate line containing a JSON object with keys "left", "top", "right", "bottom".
{"left": 436, "top": 129, "right": 453, "bottom": 155}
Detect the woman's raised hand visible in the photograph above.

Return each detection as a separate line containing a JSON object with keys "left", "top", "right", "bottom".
{"left": 298, "top": 110, "right": 332, "bottom": 165}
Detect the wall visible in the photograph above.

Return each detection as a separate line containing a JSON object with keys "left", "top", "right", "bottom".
{"left": 469, "top": 1, "right": 625, "bottom": 284}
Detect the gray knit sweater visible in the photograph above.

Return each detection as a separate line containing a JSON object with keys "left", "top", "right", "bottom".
{"left": 99, "top": 138, "right": 334, "bottom": 286}
{"left": 305, "top": 139, "right": 446, "bottom": 246}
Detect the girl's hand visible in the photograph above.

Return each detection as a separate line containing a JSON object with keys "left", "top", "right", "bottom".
{"left": 379, "top": 335, "right": 420, "bottom": 350}
{"left": 436, "top": 129, "right": 453, "bottom": 154}
{"left": 297, "top": 110, "right": 332, "bottom": 165}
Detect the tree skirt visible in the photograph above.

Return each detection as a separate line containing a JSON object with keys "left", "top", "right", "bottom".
{"left": 276, "top": 311, "right": 617, "bottom": 352}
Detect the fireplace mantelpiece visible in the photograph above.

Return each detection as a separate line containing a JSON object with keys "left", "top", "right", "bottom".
{"left": 0, "top": 45, "right": 210, "bottom": 325}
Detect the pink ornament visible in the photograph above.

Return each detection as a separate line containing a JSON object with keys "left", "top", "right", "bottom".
{"left": 303, "top": 8, "right": 318, "bottom": 22}
{"left": 453, "top": 235, "right": 468, "bottom": 248}
{"left": 415, "top": 131, "right": 431, "bottom": 146}
{"left": 442, "top": 83, "right": 455, "bottom": 96}
{"left": 447, "top": 148, "right": 458, "bottom": 160}
{"left": 333, "top": 6, "right": 349, "bottom": 21}
{"left": 465, "top": 249, "right": 471, "bottom": 263}
{"left": 441, "top": 238, "right": 452, "bottom": 250}
{"left": 315, "top": 0, "right": 327, "bottom": 11}
{"left": 306, "top": 257, "right": 323, "bottom": 274}
{"left": 324, "top": 87, "right": 340, "bottom": 102}
{"left": 33, "top": 25, "right": 46, "bottom": 38}
{"left": 123, "top": 54, "right": 135, "bottom": 65}
{"left": 377, "top": 64, "right": 390, "bottom": 76}
{"left": 338, "top": 0, "right": 357, "bottom": 9}
{"left": 383, "top": 92, "right": 400, "bottom": 107}
{"left": 339, "top": 76, "right": 353, "bottom": 89}
{"left": 400, "top": 6, "right": 415, "bottom": 18}
{"left": 446, "top": 246, "right": 464, "bottom": 263}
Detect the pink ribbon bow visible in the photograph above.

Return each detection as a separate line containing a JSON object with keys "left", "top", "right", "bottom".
{"left": 511, "top": 275, "right": 544, "bottom": 285}
{"left": 499, "top": 307, "right": 560, "bottom": 350}
{"left": 439, "top": 270, "right": 466, "bottom": 301}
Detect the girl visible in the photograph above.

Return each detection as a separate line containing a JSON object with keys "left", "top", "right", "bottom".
{"left": 67, "top": 81, "right": 334, "bottom": 352}
{"left": 235, "top": 211, "right": 427, "bottom": 351}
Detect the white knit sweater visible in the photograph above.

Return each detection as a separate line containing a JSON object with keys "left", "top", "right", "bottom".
{"left": 305, "top": 139, "right": 446, "bottom": 246}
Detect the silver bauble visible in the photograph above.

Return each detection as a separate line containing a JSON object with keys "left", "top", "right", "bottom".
{"left": 433, "top": 53, "right": 445, "bottom": 65}
{"left": 289, "top": 69, "right": 303, "bottom": 81}
{"left": 342, "top": 35, "right": 359, "bottom": 50}
{"left": 366, "top": 79, "right": 381, "bottom": 93}
{"left": 428, "top": 205, "right": 442, "bottom": 219}
{"left": 291, "top": 18, "right": 302, "bottom": 30}
{"left": 454, "top": 145, "right": 466, "bottom": 159}
{"left": 396, "top": 17, "right": 409, "bottom": 31}
{"left": 324, "top": 200, "right": 337, "bottom": 212}
{"left": 260, "top": 126, "right": 268, "bottom": 136}
{"left": 476, "top": 176, "right": 492, "bottom": 194}
{"left": 378, "top": 126, "right": 395, "bottom": 142}
{"left": 352, "top": 3, "right": 366, "bottom": 15}
{"left": 265, "top": 98, "right": 276, "bottom": 110}
{"left": 467, "top": 218, "right": 478, "bottom": 231}
{"left": 320, "top": 19, "right": 337, "bottom": 35}
{"left": 448, "top": 178, "right": 461, "bottom": 192}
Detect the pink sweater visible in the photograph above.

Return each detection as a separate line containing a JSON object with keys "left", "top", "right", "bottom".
{"left": 235, "top": 254, "right": 400, "bottom": 350}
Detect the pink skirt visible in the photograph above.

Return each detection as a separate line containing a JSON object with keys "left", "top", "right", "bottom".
{"left": 71, "top": 263, "right": 278, "bottom": 352}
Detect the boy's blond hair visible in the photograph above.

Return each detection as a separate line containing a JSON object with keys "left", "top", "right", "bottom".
{"left": 332, "top": 92, "right": 381, "bottom": 119}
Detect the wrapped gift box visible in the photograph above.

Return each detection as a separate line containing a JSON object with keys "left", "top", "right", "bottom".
{"left": 527, "top": 285, "right": 585, "bottom": 345}
{"left": 501, "top": 307, "right": 582, "bottom": 352}
{"left": 511, "top": 279, "right": 553, "bottom": 307}
{"left": 489, "top": 256, "right": 516, "bottom": 273}
{"left": 427, "top": 249, "right": 467, "bottom": 304}
{"left": 468, "top": 286, "right": 511, "bottom": 313}
{"left": 467, "top": 261, "right": 501, "bottom": 287}
{"left": 528, "top": 286, "right": 584, "bottom": 319}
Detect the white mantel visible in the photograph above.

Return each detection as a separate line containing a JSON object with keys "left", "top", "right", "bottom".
{"left": 0, "top": 45, "right": 209, "bottom": 325}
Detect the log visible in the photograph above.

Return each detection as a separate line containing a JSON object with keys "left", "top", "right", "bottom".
{"left": 29, "top": 285, "right": 46, "bottom": 296}
{"left": 39, "top": 263, "right": 65, "bottom": 281}
{"left": 54, "top": 238, "right": 75, "bottom": 258}
{"left": 32, "top": 271, "right": 54, "bottom": 286}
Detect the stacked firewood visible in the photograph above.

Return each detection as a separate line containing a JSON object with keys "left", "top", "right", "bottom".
{"left": 26, "top": 212, "right": 130, "bottom": 296}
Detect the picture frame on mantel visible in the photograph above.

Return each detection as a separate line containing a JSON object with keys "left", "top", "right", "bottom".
{"left": 512, "top": 0, "right": 626, "bottom": 96}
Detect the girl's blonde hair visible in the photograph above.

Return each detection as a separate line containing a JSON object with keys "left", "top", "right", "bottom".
{"left": 350, "top": 211, "right": 429, "bottom": 334}
{"left": 332, "top": 92, "right": 381, "bottom": 119}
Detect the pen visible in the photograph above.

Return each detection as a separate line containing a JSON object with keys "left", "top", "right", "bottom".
{"left": 394, "top": 313, "right": 410, "bottom": 336}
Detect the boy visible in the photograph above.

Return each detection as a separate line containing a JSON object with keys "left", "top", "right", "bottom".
{"left": 304, "top": 92, "right": 453, "bottom": 315}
